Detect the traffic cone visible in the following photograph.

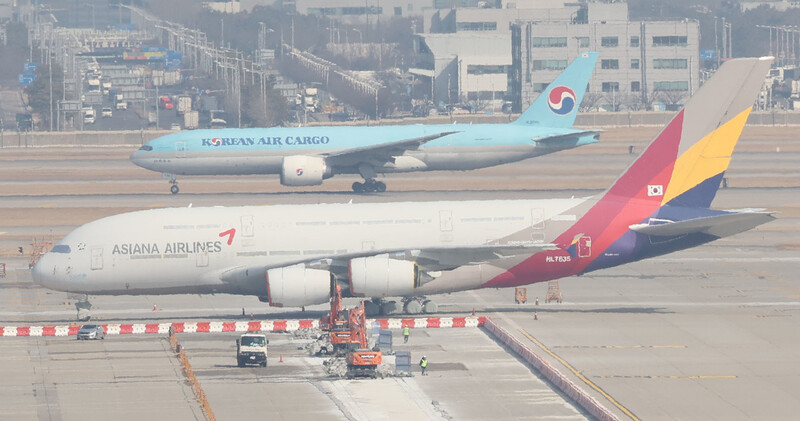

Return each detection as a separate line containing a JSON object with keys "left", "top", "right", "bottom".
{"left": 535, "top": 297, "right": 539, "bottom": 306}
{"left": 153, "top": 304, "right": 157, "bottom": 311}
{"left": 472, "top": 308, "right": 476, "bottom": 316}
{"left": 279, "top": 353, "right": 283, "bottom": 362}
{"left": 534, "top": 312, "right": 538, "bottom": 321}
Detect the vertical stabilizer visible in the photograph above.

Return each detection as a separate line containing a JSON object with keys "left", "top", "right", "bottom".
{"left": 514, "top": 52, "right": 599, "bottom": 128}
{"left": 553, "top": 57, "right": 773, "bottom": 265}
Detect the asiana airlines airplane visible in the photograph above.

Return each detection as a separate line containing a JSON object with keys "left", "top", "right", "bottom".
{"left": 34, "top": 57, "right": 775, "bottom": 319}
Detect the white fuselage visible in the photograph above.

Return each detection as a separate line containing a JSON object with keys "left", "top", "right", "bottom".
{"left": 33, "top": 198, "right": 586, "bottom": 297}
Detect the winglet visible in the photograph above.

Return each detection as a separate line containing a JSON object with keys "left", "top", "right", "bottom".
{"left": 514, "top": 52, "right": 598, "bottom": 128}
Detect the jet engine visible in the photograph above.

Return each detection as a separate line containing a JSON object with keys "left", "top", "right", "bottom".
{"left": 280, "top": 155, "right": 332, "bottom": 186}
{"left": 349, "top": 254, "right": 420, "bottom": 297}
{"left": 266, "top": 264, "right": 332, "bottom": 307}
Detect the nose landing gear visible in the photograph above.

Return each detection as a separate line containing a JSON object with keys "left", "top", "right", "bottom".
{"left": 75, "top": 297, "right": 92, "bottom": 321}
{"left": 167, "top": 175, "right": 180, "bottom": 194}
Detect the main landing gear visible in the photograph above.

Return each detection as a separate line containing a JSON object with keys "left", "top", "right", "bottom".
{"left": 364, "top": 297, "right": 439, "bottom": 316}
{"left": 352, "top": 180, "right": 386, "bottom": 193}
{"left": 352, "top": 163, "right": 386, "bottom": 193}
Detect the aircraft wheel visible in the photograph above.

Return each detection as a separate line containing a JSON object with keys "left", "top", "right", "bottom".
{"left": 170, "top": 185, "right": 180, "bottom": 195}
{"left": 375, "top": 181, "right": 386, "bottom": 192}
{"left": 380, "top": 301, "right": 401, "bottom": 315}
{"left": 352, "top": 182, "right": 365, "bottom": 193}
{"left": 404, "top": 300, "right": 423, "bottom": 315}
{"left": 422, "top": 300, "right": 439, "bottom": 314}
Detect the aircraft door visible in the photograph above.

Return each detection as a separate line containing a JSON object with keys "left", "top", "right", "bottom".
{"left": 241, "top": 215, "right": 254, "bottom": 237}
{"left": 439, "top": 210, "right": 453, "bottom": 232}
{"left": 531, "top": 208, "right": 545, "bottom": 242}
{"left": 175, "top": 141, "right": 187, "bottom": 158}
{"left": 577, "top": 236, "right": 592, "bottom": 258}
{"left": 196, "top": 252, "right": 209, "bottom": 267}
{"left": 90, "top": 248, "right": 103, "bottom": 270}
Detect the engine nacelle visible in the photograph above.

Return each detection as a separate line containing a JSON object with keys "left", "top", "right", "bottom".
{"left": 349, "top": 254, "right": 420, "bottom": 298}
{"left": 280, "top": 155, "right": 331, "bottom": 186}
{"left": 266, "top": 264, "right": 332, "bottom": 307}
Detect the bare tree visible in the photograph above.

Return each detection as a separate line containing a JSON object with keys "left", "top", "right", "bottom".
{"left": 579, "top": 92, "right": 604, "bottom": 112}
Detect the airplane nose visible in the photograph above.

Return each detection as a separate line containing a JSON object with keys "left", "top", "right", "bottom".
{"left": 31, "top": 255, "right": 49, "bottom": 286}
{"left": 31, "top": 254, "right": 63, "bottom": 291}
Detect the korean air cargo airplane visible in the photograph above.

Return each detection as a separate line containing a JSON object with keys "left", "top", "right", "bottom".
{"left": 34, "top": 57, "right": 775, "bottom": 319}
{"left": 131, "top": 52, "right": 600, "bottom": 194}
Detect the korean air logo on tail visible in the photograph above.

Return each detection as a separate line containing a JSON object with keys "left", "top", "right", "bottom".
{"left": 296, "top": 168, "right": 304, "bottom": 176}
{"left": 547, "top": 86, "right": 577, "bottom": 115}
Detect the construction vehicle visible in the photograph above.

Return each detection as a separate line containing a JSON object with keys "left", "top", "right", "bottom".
{"left": 236, "top": 333, "right": 268, "bottom": 367}
{"left": 345, "top": 301, "right": 382, "bottom": 379}
{"left": 320, "top": 285, "right": 357, "bottom": 355}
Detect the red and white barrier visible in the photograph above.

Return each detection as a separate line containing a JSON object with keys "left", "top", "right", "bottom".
{"left": 0, "top": 316, "right": 486, "bottom": 337}
{"left": 482, "top": 318, "right": 620, "bottom": 421}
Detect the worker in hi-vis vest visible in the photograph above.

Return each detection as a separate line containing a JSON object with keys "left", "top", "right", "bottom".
{"left": 403, "top": 326, "right": 410, "bottom": 343}
{"left": 419, "top": 356, "right": 428, "bottom": 376}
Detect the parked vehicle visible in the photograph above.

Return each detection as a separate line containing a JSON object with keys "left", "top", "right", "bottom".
{"left": 159, "top": 96, "right": 174, "bottom": 110}
{"left": 77, "top": 324, "right": 105, "bottom": 340}
{"left": 83, "top": 108, "right": 96, "bottom": 124}
{"left": 101, "top": 107, "right": 113, "bottom": 118}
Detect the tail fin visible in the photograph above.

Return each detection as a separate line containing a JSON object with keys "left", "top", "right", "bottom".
{"left": 554, "top": 57, "right": 773, "bottom": 249}
{"left": 514, "top": 52, "right": 598, "bottom": 128}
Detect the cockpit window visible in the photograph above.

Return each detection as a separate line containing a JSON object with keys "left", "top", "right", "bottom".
{"left": 138, "top": 145, "right": 153, "bottom": 151}
{"left": 51, "top": 245, "right": 71, "bottom": 253}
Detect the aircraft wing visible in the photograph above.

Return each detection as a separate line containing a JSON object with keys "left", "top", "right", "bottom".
{"left": 531, "top": 129, "right": 601, "bottom": 143}
{"left": 629, "top": 210, "right": 775, "bottom": 238}
{"left": 324, "top": 131, "right": 459, "bottom": 167}
{"left": 218, "top": 242, "right": 556, "bottom": 290}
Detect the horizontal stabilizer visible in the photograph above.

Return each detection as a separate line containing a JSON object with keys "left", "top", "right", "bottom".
{"left": 629, "top": 211, "right": 775, "bottom": 238}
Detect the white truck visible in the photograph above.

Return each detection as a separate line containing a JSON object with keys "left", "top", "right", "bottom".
{"left": 183, "top": 110, "right": 199, "bottom": 130}
{"left": 175, "top": 95, "right": 192, "bottom": 115}
{"left": 237, "top": 333, "right": 268, "bottom": 367}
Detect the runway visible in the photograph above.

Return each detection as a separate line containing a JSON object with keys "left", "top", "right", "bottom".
{"left": 0, "top": 126, "right": 798, "bottom": 420}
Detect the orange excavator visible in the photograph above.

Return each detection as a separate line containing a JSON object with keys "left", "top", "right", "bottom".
{"left": 345, "top": 301, "right": 382, "bottom": 379}
{"left": 320, "top": 285, "right": 354, "bottom": 355}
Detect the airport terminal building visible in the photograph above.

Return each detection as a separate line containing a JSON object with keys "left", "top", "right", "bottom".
{"left": 414, "top": 1, "right": 700, "bottom": 112}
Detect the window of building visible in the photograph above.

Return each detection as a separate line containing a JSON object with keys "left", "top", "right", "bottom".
{"left": 601, "top": 59, "right": 619, "bottom": 69}
{"left": 654, "top": 81, "right": 689, "bottom": 91}
{"left": 457, "top": 21, "right": 498, "bottom": 31}
{"left": 631, "top": 81, "right": 640, "bottom": 92}
{"left": 601, "top": 36, "right": 619, "bottom": 47}
{"left": 602, "top": 82, "right": 620, "bottom": 92}
{"left": 467, "top": 65, "right": 509, "bottom": 74}
{"left": 395, "top": 7, "right": 402, "bottom": 16}
{"left": 532, "top": 37, "right": 567, "bottom": 48}
{"left": 533, "top": 83, "right": 549, "bottom": 93}
{"left": 631, "top": 59, "right": 640, "bottom": 69}
{"left": 631, "top": 36, "right": 640, "bottom": 47}
{"left": 577, "top": 37, "right": 590, "bottom": 48}
{"left": 532, "top": 60, "right": 568, "bottom": 71}
{"left": 653, "top": 58, "right": 688, "bottom": 69}
{"left": 652, "top": 36, "right": 688, "bottom": 47}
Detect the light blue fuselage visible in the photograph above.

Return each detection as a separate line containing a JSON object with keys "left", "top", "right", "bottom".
{"left": 130, "top": 124, "right": 598, "bottom": 176}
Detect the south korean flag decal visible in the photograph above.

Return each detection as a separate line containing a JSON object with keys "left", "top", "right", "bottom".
{"left": 647, "top": 184, "right": 664, "bottom": 197}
